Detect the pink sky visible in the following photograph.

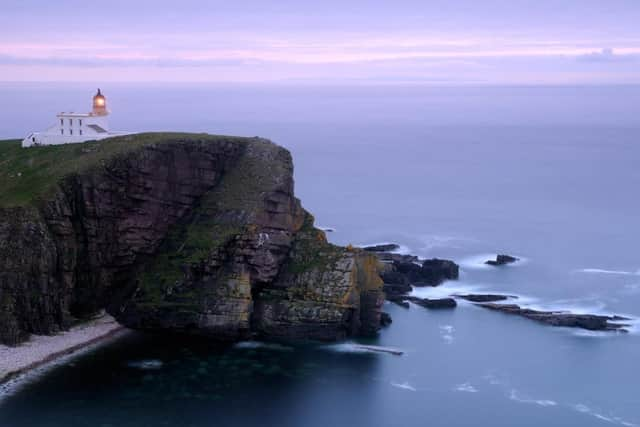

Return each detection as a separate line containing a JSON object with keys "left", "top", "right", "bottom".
{"left": 1, "top": 0, "right": 639, "bottom": 84}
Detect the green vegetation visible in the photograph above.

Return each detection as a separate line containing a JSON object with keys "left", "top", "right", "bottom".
{"left": 136, "top": 136, "right": 288, "bottom": 305}
{"left": 286, "top": 213, "right": 345, "bottom": 275}
{"left": 0, "top": 133, "right": 251, "bottom": 207}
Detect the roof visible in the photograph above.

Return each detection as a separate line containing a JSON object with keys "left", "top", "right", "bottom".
{"left": 56, "top": 112, "right": 92, "bottom": 118}
{"left": 87, "top": 124, "right": 108, "bottom": 133}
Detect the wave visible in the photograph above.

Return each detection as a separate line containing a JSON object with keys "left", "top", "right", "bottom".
{"left": 509, "top": 389, "right": 557, "bottom": 407}
{"left": 321, "top": 342, "right": 402, "bottom": 355}
{"left": 233, "top": 341, "right": 293, "bottom": 352}
{"left": 457, "top": 253, "right": 527, "bottom": 271}
{"left": 573, "top": 403, "right": 638, "bottom": 427}
{"left": 576, "top": 268, "right": 640, "bottom": 276}
{"left": 419, "top": 235, "right": 475, "bottom": 252}
{"left": 454, "top": 382, "right": 478, "bottom": 393}
{"left": 410, "top": 281, "right": 486, "bottom": 299}
{"left": 391, "top": 381, "right": 417, "bottom": 391}
{"left": 439, "top": 325, "right": 455, "bottom": 344}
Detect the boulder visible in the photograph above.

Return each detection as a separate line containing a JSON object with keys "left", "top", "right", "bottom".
{"left": 383, "top": 282, "right": 412, "bottom": 296}
{"left": 476, "top": 303, "right": 630, "bottom": 332}
{"left": 406, "top": 296, "right": 457, "bottom": 309}
{"left": 363, "top": 243, "right": 400, "bottom": 252}
{"left": 485, "top": 254, "right": 519, "bottom": 266}
{"left": 417, "top": 259, "right": 460, "bottom": 286}
{"left": 380, "top": 312, "right": 393, "bottom": 327}
{"left": 386, "top": 295, "right": 411, "bottom": 308}
{"left": 381, "top": 271, "right": 410, "bottom": 286}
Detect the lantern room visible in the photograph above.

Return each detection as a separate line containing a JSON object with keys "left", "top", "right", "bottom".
{"left": 92, "top": 88, "right": 108, "bottom": 116}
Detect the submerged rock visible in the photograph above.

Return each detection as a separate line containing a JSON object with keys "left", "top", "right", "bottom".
{"left": 386, "top": 295, "right": 411, "bottom": 308}
{"left": 454, "top": 294, "right": 517, "bottom": 302}
{"left": 405, "top": 296, "right": 457, "bottom": 309}
{"left": 485, "top": 254, "right": 519, "bottom": 266}
{"left": 380, "top": 312, "right": 393, "bottom": 327}
{"left": 476, "top": 303, "right": 630, "bottom": 332}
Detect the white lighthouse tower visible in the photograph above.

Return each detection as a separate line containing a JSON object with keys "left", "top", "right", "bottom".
{"left": 22, "top": 89, "right": 128, "bottom": 148}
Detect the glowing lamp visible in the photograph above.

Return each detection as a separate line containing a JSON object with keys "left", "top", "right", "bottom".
{"left": 92, "top": 88, "right": 108, "bottom": 115}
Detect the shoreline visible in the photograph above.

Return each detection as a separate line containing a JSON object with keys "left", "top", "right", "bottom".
{"left": 0, "top": 314, "right": 127, "bottom": 385}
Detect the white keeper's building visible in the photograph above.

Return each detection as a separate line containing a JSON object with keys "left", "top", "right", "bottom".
{"left": 22, "top": 89, "right": 129, "bottom": 148}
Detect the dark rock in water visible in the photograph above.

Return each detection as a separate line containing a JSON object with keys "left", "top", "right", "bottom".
{"left": 611, "top": 315, "right": 633, "bottom": 321}
{"left": 363, "top": 243, "right": 400, "bottom": 252}
{"left": 476, "top": 303, "right": 630, "bottom": 332}
{"left": 394, "top": 261, "right": 423, "bottom": 281}
{"left": 376, "top": 253, "right": 419, "bottom": 264}
{"left": 386, "top": 295, "right": 411, "bottom": 308}
{"left": 378, "top": 256, "right": 459, "bottom": 308}
{"left": 381, "top": 271, "right": 410, "bottom": 287}
{"left": 392, "top": 258, "right": 459, "bottom": 287}
{"left": 417, "top": 259, "right": 460, "bottom": 286}
{"left": 383, "top": 282, "right": 412, "bottom": 296}
{"left": 485, "top": 254, "right": 519, "bottom": 266}
{"left": 405, "top": 296, "right": 457, "bottom": 309}
{"left": 0, "top": 134, "right": 385, "bottom": 345}
{"left": 380, "top": 312, "right": 393, "bottom": 327}
{"left": 454, "top": 294, "right": 517, "bottom": 302}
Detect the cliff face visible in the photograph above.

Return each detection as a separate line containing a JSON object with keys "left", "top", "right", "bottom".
{"left": 0, "top": 134, "right": 384, "bottom": 345}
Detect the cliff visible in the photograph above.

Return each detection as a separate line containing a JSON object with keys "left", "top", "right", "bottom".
{"left": 0, "top": 134, "right": 384, "bottom": 346}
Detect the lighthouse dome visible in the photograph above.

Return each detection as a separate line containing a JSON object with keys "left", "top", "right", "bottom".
{"left": 92, "top": 88, "right": 108, "bottom": 115}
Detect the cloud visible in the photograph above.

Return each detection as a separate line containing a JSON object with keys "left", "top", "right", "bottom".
{"left": 577, "top": 48, "right": 638, "bottom": 63}
{"left": 0, "top": 54, "right": 262, "bottom": 68}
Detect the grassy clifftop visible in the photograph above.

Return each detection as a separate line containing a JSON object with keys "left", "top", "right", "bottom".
{"left": 0, "top": 133, "right": 252, "bottom": 208}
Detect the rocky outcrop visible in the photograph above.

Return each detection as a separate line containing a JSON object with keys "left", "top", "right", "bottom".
{"left": 380, "top": 258, "right": 459, "bottom": 288}
{"left": 485, "top": 254, "right": 519, "bottom": 266}
{"left": 454, "top": 294, "right": 516, "bottom": 302}
{"left": 476, "top": 303, "right": 630, "bottom": 332}
{"left": 0, "top": 134, "right": 384, "bottom": 345}
{"left": 363, "top": 243, "right": 400, "bottom": 253}
{"left": 405, "top": 296, "right": 457, "bottom": 309}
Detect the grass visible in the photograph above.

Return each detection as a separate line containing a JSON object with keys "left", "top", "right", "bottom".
{"left": 0, "top": 132, "right": 252, "bottom": 208}
{"left": 285, "top": 213, "right": 345, "bottom": 275}
{"left": 135, "top": 135, "right": 291, "bottom": 306}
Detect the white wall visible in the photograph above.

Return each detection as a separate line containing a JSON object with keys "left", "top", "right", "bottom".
{"left": 22, "top": 113, "right": 113, "bottom": 147}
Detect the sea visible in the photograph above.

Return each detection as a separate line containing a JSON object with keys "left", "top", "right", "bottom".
{"left": 0, "top": 83, "right": 639, "bottom": 426}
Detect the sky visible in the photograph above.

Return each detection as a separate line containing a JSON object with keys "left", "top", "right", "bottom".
{"left": 1, "top": 0, "right": 639, "bottom": 84}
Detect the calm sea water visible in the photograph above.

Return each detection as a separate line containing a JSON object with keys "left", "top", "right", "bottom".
{"left": 1, "top": 83, "right": 639, "bottom": 427}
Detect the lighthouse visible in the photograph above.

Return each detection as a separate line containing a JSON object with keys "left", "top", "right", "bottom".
{"left": 22, "top": 89, "right": 129, "bottom": 148}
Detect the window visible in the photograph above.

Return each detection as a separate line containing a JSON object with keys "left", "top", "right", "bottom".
{"left": 70, "top": 129, "right": 73, "bottom": 135}
{"left": 69, "top": 119, "right": 72, "bottom": 126}
{"left": 80, "top": 130, "right": 83, "bottom": 135}
{"left": 61, "top": 129, "right": 64, "bottom": 135}
{"left": 79, "top": 119, "right": 83, "bottom": 126}
{"left": 32, "top": 137, "right": 35, "bottom": 142}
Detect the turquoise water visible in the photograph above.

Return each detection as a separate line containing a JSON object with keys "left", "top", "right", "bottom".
{"left": 1, "top": 84, "right": 639, "bottom": 426}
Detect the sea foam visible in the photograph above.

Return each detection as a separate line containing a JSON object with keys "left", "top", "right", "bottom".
{"left": 391, "top": 381, "right": 417, "bottom": 391}
{"left": 576, "top": 268, "right": 640, "bottom": 276}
